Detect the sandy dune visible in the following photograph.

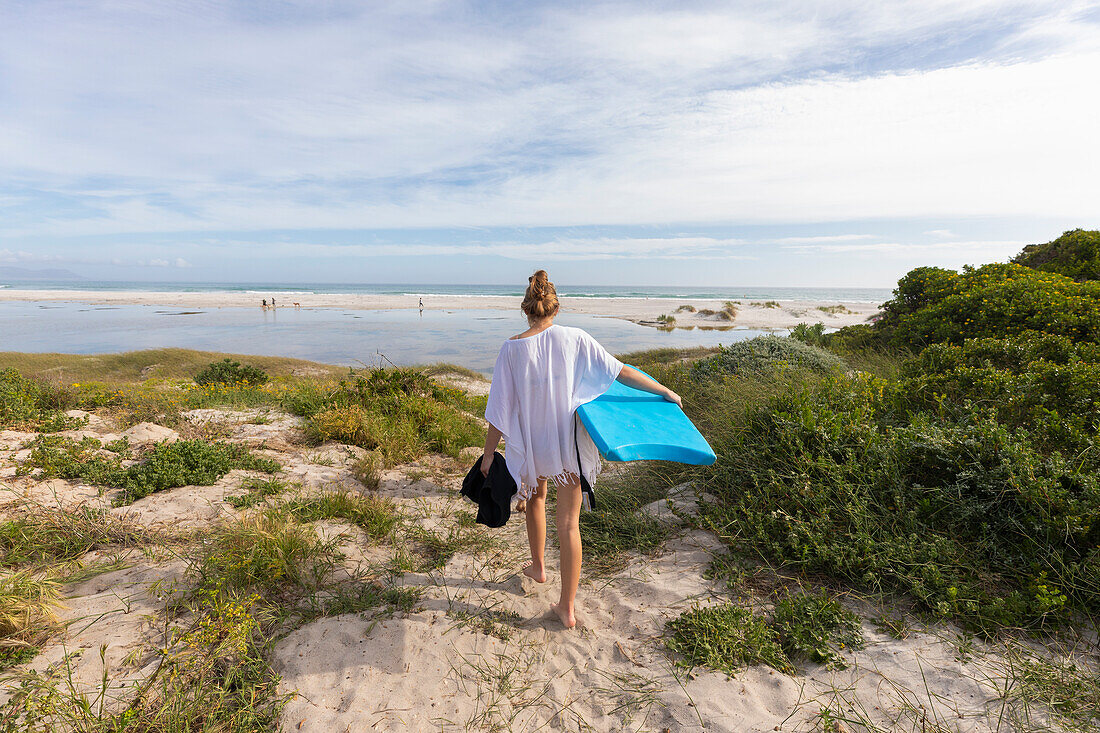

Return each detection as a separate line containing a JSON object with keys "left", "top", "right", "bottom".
{"left": 1, "top": 401, "right": 1091, "bottom": 731}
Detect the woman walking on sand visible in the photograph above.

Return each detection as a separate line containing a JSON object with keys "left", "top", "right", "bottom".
{"left": 481, "top": 270, "right": 681, "bottom": 628}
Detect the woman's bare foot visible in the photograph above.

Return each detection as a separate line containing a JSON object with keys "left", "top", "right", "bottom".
{"left": 550, "top": 602, "right": 576, "bottom": 629}
{"left": 522, "top": 563, "right": 546, "bottom": 583}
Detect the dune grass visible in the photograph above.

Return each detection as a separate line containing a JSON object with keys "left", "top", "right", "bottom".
{"left": 0, "top": 570, "right": 60, "bottom": 670}
{"left": 0, "top": 506, "right": 158, "bottom": 568}
{"left": 579, "top": 467, "right": 677, "bottom": 576}
{"left": 191, "top": 509, "right": 342, "bottom": 600}
{"left": 281, "top": 491, "right": 401, "bottom": 541}
{"left": 224, "top": 477, "right": 292, "bottom": 509}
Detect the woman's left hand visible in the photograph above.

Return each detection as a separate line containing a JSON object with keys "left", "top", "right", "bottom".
{"left": 480, "top": 452, "right": 493, "bottom": 477}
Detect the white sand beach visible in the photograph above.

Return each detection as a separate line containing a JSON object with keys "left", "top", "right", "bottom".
{"left": 0, "top": 289, "right": 880, "bottom": 330}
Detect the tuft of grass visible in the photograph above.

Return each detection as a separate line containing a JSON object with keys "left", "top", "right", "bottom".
{"left": 818, "top": 304, "right": 855, "bottom": 315}
{"left": 418, "top": 363, "right": 484, "bottom": 381}
{"left": 1000, "top": 650, "right": 1100, "bottom": 732}
{"left": 190, "top": 509, "right": 341, "bottom": 599}
{"left": 305, "top": 582, "right": 422, "bottom": 620}
{"left": 772, "top": 591, "right": 864, "bottom": 670}
{"left": 0, "top": 570, "right": 60, "bottom": 669}
{"left": 0, "top": 506, "right": 156, "bottom": 567}
{"left": 225, "top": 477, "right": 291, "bottom": 509}
{"left": 873, "top": 615, "right": 914, "bottom": 640}
{"left": 579, "top": 472, "right": 675, "bottom": 576}
{"left": 408, "top": 525, "right": 497, "bottom": 572}
{"left": 350, "top": 451, "right": 383, "bottom": 490}
{"left": 655, "top": 314, "right": 676, "bottom": 325}
{"left": 674, "top": 304, "right": 696, "bottom": 313}
{"left": 666, "top": 604, "right": 793, "bottom": 676}
{"left": 281, "top": 491, "right": 401, "bottom": 541}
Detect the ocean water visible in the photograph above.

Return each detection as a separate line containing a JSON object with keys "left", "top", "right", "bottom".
{"left": 0, "top": 302, "right": 772, "bottom": 373}
{"left": 0, "top": 279, "right": 894, "bottom": 303}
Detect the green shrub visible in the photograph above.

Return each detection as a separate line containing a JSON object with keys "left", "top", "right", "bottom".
{"left": 692, "top": 335, "right": 844, "bottom": 379}
{"left": 0, "top": 369, "right": 78, "bottom": 432}
{"left": 20, "top": 436, "right": 279, "bottom": 505}
{"left": 877, "top": 263, "right": 1100, "bottom": 348}
{"left": 294, "top": 368, "right": 483, "bottom": 465}
{"left": 899, "top": 332, "right": 1100, "bottom": 452}
{"left": 195, "top": 358, "right": 269, "bottom": 386}
{"left": 772, "top": 591, "right": 863, "bottom": 670}
{"left": 824, "top": 323, "right": 879, "bottom": 353}
{"left": 1014, "top": 228, "right": 1100, "bottom": 282}
{"left": 790, "top": 322, "right": 827, "bottom": 347}
{"left": 666, "top": 604, "right": 793, "bottom": 676}
{"left": 697, "top": 373, "right": 1098, "bottom": 632}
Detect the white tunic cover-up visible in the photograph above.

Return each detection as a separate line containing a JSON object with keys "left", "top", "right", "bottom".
{"left": 485, "top": 324, "right": 625, "bottom": 501}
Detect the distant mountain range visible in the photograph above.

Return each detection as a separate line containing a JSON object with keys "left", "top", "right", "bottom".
{"left": 0, "top": 266, "right": 85, "bottom": 281}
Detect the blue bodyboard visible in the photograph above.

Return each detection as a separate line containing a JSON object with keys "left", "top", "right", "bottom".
{"left": 576, "top": 367, "right": 716, "bottom": 465}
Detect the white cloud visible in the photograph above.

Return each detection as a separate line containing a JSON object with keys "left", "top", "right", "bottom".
{"left": 0, "top": 249, "right": 63, "bottom": 263}
{"left": 0, "top": 1, "right": 1096, "bottom": 245}
{"left": 773, "top": 235, "right": 877, "bottom": 244}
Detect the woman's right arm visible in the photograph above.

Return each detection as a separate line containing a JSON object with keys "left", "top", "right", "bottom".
{"left": 616, "top": 365, "right": 682, "bottom": 408}
{"left": 481, "top": 423, "right": 503, "bottom": 476}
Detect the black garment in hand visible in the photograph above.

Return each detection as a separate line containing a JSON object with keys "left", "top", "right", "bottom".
{"left": 461, "top": 451, "right": 517, "bottom": 528}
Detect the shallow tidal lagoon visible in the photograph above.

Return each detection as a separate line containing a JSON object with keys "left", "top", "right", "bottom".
{"left": 0, "top": 302, "right": 765, "bottom": 372}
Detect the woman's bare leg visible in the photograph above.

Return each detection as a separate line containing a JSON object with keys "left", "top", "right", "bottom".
{"left": 552, "top": 480, "right": 583, "bottom": 628}
{"left": 523, "top": 480, "right": 548, "bottom": 583}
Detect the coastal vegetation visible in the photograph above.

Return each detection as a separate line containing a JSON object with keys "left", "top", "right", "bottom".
{"left": 194, "top": 358, "right": 269, "bottom": 387}
{"left": 643, "top": 230, "right": 1100, "bottom": 640}
{"left": 18, "top": 435, "right": 280, "bottom": 505}
{"left": 1013, "top": 228, "right": 1100, "bottom": 282}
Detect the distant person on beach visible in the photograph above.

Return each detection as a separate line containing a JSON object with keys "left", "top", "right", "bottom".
{"left": 419, "top": 297, "right": 423, "bottom": 309}
{"left": 271, "top": 297, "right": 276, "bottom": 308}
{"left": 261, "top": 299, "right": 267, "bottom": 309}
{"left": 482, "top": 270, "right": 681, "bottom": 629}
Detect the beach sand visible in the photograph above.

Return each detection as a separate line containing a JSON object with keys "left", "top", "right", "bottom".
{"left": 2, "top": 399, "right": 1086, "bottom": 731}
{"left": 0, "top": 289, "right": 880, "bottom": 330}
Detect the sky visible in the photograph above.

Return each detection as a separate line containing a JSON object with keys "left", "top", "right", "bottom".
{"left": 1, "top": 0, "right": 1098, "bottom": 287}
